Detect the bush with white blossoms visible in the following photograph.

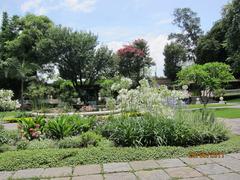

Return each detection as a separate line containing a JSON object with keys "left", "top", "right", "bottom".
{"left": 116, "top": 79, "right": 189, "bottom": 118}
{"left": 111, "top": 77, "right": 132, "bottom": 92}
{"left": 0, "top": 89, "right": 20, "bottom": 111}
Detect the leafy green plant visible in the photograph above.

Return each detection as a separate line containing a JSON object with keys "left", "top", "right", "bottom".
{"left": 100, "top": 111, "right": 229, "bottom": 147}
{"left": 69, "top": 116, "right": 96, "bottom": 135}
{"left": 45, "top": 116, "right": 75, "bottom": 139}
{"left": 16, "top": 140, "right": 29, "bottom": 150}
{"left": 18, "top": 116, "right": 46, "bottom": 140}
{"left": 0, "top": 144, "right": 14, "bottom": 153}
{"left": 58, "top": 136, "right": 82, "bottom": 148}
{"left": 58, "top": 132, "right": 107, "bottom": 148}
{"left": 0, "top": 135, "right": 239, "bottom": 171}
{"left": 80, "top": 131, "right": 103, "bottom": 147}
{"left": 27, "top": 139, "right": 56, "bottom": 150}
{"left": 0, "top": 129, "right": 20, "bottom": 146}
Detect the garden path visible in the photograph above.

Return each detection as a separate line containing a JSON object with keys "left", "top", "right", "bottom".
{"left": 222, "top": 118, "right": 240, "bottom": 135}
{"left": 1, "top": 153, "right": 240, "bottom": 179}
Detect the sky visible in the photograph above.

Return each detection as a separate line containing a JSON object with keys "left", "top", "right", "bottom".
{"left": 0, "top": 0, "right": 229, "bottom": 76}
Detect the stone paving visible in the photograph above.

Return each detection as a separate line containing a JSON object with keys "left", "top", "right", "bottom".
{"left": 223, "top": 118, "right": 240, "bottom": 135}
{"left": 1, "top": 153, "right": 240, "bottom": 180}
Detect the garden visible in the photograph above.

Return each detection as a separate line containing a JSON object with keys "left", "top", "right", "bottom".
{"left": 0, "top": 78, "right": 240, "bottom": 171}
{"left": 0, "top": 0, "right": 240, "bottom": 172}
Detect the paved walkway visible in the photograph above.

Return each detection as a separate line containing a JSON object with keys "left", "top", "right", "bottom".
{"left": 1, "top": 153, "right": 240, "bottom": 180}
{"left": 223, "top": 118, "right": 240, "bottom": 135}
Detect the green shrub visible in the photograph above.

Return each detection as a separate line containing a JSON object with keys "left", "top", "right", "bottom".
{"left": 27, "top": 139, "right": 56, "bottom": 150}
{"left": 18, "top": 116, "right": 46, "bottom": 140}
{"left": 80, "top": 131, "right": 103, "bottom": 147}
{"left": 16, "top": 140, "right": 29, "bottom": 150}
{"left": 58, "top": 132, "right": 107, "bottom": 148}
{"left": 96, "top": 139, "right": 114, "bottom": 148}
{"left": 70, "top": 116, "right": 96, "bottom": 135}
{"left": 45, "top": 115, "right": 97, "bottom": 139}
{"left": 58, "top": 136, "right": 82, "bottom": 148}
{"left": 100, "top": 111, "right": 229, "bottom": 147}
{"left": 45, "top": 116, "right": 75, "bottom": 139}
{"left": 0, "top": 129, "right": 20, "bottom": 146}
{"left": 0, "top": 144, "right": 14, "bottom": 153}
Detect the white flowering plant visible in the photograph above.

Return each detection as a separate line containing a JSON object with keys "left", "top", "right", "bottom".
{"left": 0, "top": 89, "right": 20, "bottom": 111}
{"left": 116, "top": 79, "right": 189, "bottom": 118}
{"left": 111, "top": 77, "right": 132, "bottom": 92}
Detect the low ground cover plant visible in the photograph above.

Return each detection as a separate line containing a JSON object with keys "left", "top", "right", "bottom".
{"left": 0, "top": 135, "right": 239, "bottom": 171}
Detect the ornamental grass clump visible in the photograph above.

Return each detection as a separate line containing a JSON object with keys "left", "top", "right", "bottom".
{"left": 100, "top": 110, "right": 229, "bottom": 147}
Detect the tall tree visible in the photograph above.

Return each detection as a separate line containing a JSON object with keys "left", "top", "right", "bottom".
{"left": 117, "top": 39, "right": 154, "bottom": 86}
{"left": 38, "top": 26, "right": 115, "bottom": 100}
{"left": 5, "top": 58, "right": 39, "bottom": 109}
{"left": 169, "top": 8, "right": 203, "bottom": 62}
{"left": 196, "top": 21, "right": 228, "bottom": 65}
{"left": 163, "top": 43, "right": 187, "bottom": 81}
{"left": 195, "top": 0, "right": 240, "bottom": 78}
{"left": 223, "top": 0, "right": 240, "bottom": 77}
{"left": 0, "top": 14, "right": 53, "bottom": 107}
{"left": 5, "top": 14, "right": 53, "bottom": 66}
{"left": 0, "top": 13, "right": 21, "bottom": 95}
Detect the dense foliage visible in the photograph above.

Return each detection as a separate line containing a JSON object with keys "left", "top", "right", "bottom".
{"left": 168, "top": 8, "right": 203, "bottom": 63}
{"left": 177, "top": 62, "right": 235, "bottom": 104}
{"left": 117, "top": 39, "right": 154, "bottom": 86}
{"left": 163, "top": 43, "right": 187, "bottom": 81}
{"left": 165, "top": 1, "right": 240, "bottom": 79}
{"left": 116, "top": 79, "right": 188, "bottom": 117}
{"left": 100, "top": 111, "right": 228, "bottom": 147}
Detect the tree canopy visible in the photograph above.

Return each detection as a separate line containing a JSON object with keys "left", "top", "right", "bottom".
{"left": 177, "top": 62, "right": 235, "bottom": 104}
{"left": 196, "top": 0, "right": 240, "bottom": 78}
{"left": 117, "top": 39, "right": 154, "bottom": 86}
{"left": 169, "top": 8, "right": 203, "bottom": 63}
{"left": 163, "top": 43, "right": 186, "bottom": 81}
{"left": 38, "top": 26, "right": 115, "bottom": 99}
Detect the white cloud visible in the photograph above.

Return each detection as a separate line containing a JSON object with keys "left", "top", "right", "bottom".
{"left": 65, "top": 0, "right": 96, "bottom": 12}
{"left": 20, "top": 0, "right": 97, "bottom": 15}
{"left": 21, "top": 0, "right": 40, "bottom": 12}
{"left": 107, "top": 34, "right": 169, "bottom": 77}
{"left": 156, "top": 18, "right": 172, "bottom": 25}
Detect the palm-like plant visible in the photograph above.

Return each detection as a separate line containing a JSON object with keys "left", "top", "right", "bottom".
{"left": 2, "top": 58, "right": 39, "bottom": 110}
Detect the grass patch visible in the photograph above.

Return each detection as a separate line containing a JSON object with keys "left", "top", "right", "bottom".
{"left": 188, "top": 104, "right": 232, "bottom": 109}
{"left": 214, "top": 108, "right": 240, "bottom": 119}
{"left": 228, "top": 98, "right": 240, "bottom": 103}
{"left": 0, "top": 111, "right": 32, "bottom": 122}
{"left": 0, "top": 135, "right": 239, "bottom": 171}
{"left": 0, "top": 111, "right": 20, "bottom": 120}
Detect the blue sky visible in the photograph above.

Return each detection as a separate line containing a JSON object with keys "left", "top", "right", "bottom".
{"left": 0, "top": 0, "right": 229, "bottom": 76}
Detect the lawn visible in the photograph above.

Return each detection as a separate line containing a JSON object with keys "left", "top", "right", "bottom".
{"left": 227, "top": 98, "right": 240, "bottom": 103}
{"left": 0, "top": 111, "right": 20, "bottom": 119}
{"left": 0, "top": 135, "right": 239, "bottom": 171}
{"left": 188, "top": 103, "right": 232, "bottom": 109}
{"left": 214, "top": 108, "right": 240, "bottom": 119}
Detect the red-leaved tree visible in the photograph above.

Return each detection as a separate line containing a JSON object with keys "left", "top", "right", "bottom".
{"left": 117, "top": 39, "right": 154, "bottom": 86}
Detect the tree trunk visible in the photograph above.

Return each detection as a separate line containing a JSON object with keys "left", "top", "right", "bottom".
{"left": 20, "top": 79, "right": 24, "bottom": 111}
